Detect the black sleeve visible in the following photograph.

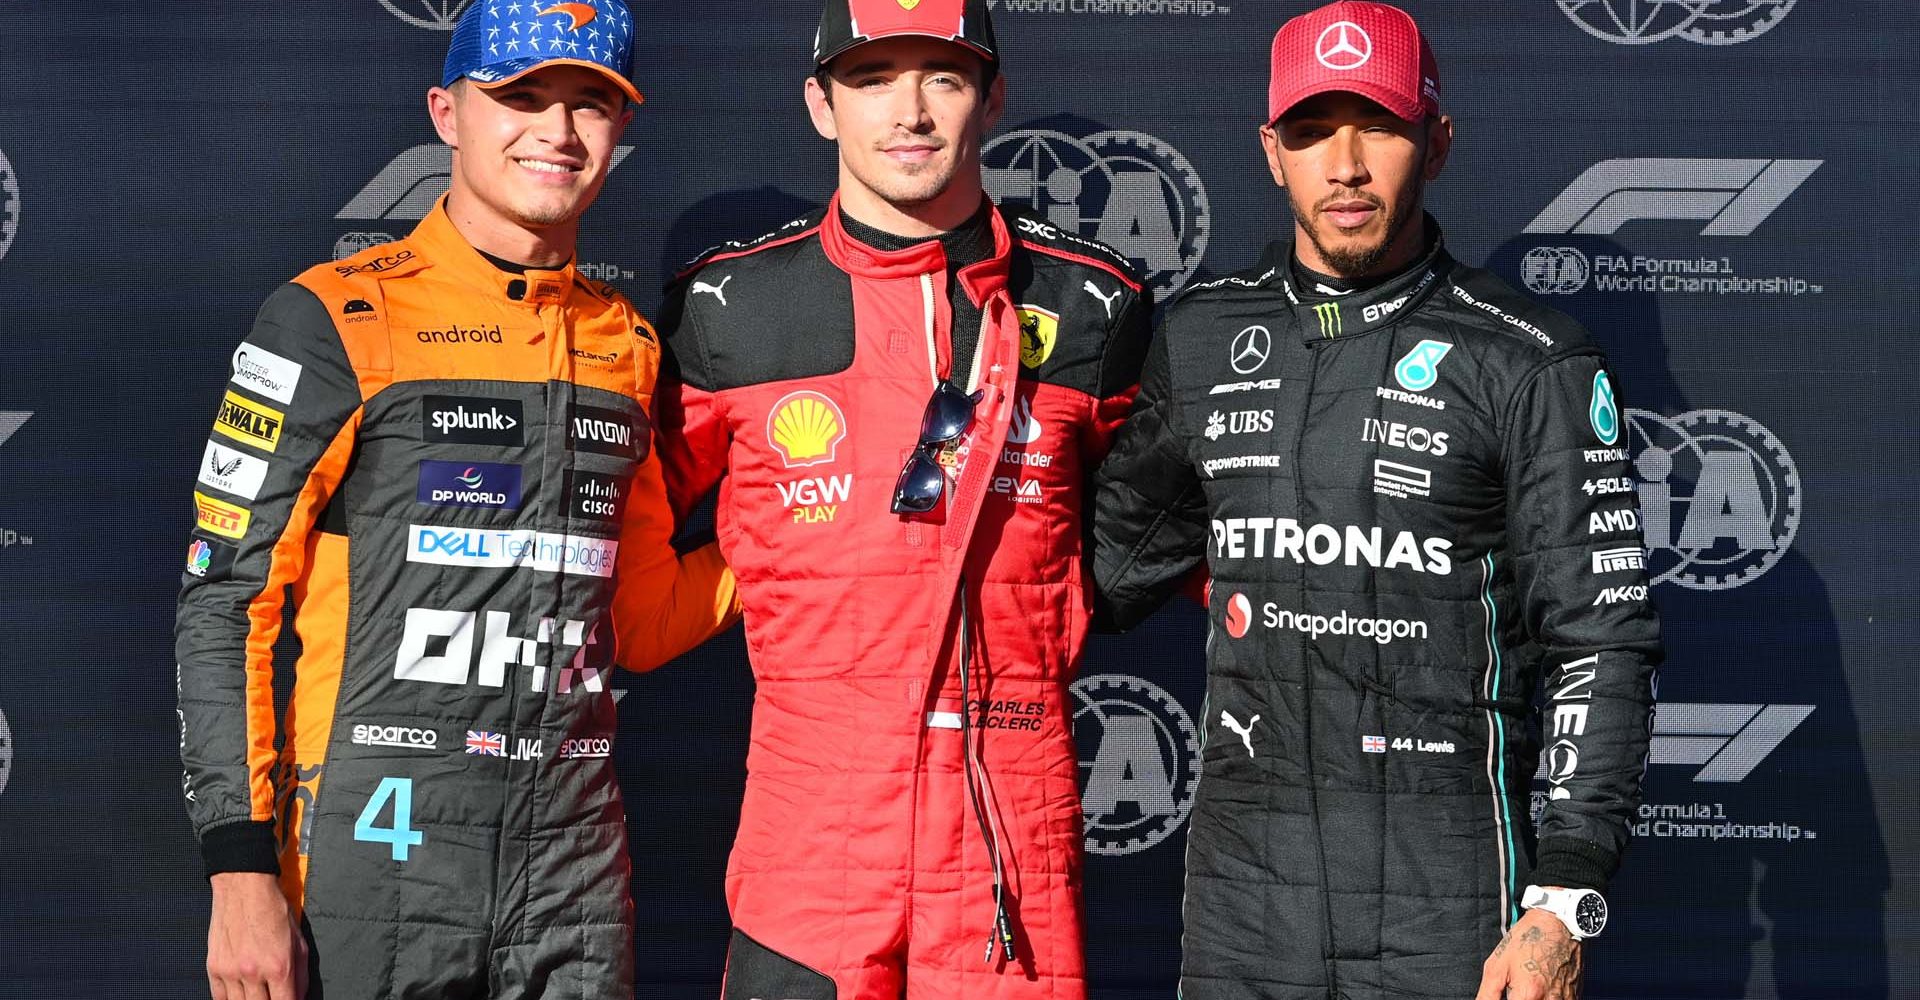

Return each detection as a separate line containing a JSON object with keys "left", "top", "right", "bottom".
{"left": 1089, "top": 323, "right": 1209, "bottom": 631}
{"left": 1505, "top": 355, "right": 1664, "bottom": 893}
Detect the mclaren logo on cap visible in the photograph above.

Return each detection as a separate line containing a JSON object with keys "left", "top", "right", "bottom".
{"left": 768, "top": 391, "right": 849, "bottom": 469}
{"left": 540, "top": 2, "right": 598, "bottom": 30}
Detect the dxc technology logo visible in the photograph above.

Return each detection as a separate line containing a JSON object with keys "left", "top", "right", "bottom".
{"left": 339, "top": 145, "right": 635, "bottom": 221}
{"left": 1557, "top": 0, "right": 1796, "bottom": 46}
{"left": 1071, "top": 673, "right": 1200, "bottom": 856}
{"left": 1627, "top": 408, "right": 1799, "bottom": 590}
{"left": 378, "top": 0, "right": 476, "bottom": 30}
{"left": 984, "top": 128, "right": 1210, "bottom": 297}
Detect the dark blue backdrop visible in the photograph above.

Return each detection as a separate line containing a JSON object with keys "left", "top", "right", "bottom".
{"left": 0, "top": 2, "right": 1913, "bottom": 997}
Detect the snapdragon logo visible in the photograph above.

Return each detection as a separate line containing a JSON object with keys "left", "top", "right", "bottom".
{"left": 1211, "top": 516, "right": 1453, "bottom": 575}
{"left": 1261, "top": 605, "right": 1428, "bottom": 646}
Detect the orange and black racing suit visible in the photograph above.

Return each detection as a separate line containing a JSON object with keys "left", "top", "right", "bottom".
{"left": 175, "top": 198, "right": 738, "bottom": 997}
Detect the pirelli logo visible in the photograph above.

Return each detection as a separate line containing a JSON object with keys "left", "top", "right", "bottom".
{"left": 194, "top": 491, "right": 252, "bottom": 540}
{"left": 213, "top": 391, "right": 284, "bottom": 453}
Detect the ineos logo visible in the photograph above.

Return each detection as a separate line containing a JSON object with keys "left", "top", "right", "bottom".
{"left": 1316, "top": 21, "right": 1372, "bottom": 70}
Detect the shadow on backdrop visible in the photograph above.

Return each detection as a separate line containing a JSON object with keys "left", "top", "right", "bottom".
{"left": 1485, "top": 235, "right": 1888, "bottom": 999}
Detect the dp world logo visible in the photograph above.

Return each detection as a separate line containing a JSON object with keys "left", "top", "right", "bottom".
{"left": 0, "top": 147, "right": 18, "bottom": 265}
{"left": 379, "top": 0, "right": 475, "bottom": 30}
{"left": 1627, "top": 408, "right": 1800, "bottom": 590}
{"left": 1558, "top": 0, "right": 1796, "bottom": 46}
{"left": 1071, "top": 673, "right": 1200, "bottom": 856}
{"left": 1521, "top": 246, "right": 1591, "bottom": 295}
{"left": 984, "top": 128, "right": 1211, "bottom": 297}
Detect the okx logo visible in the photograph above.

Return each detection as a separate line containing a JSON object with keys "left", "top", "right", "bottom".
{"left": 983, "top": 127, "right": 1210, "bottom": 297}
{"left": 340, "top": 144, "right": 633, "bottom": 221}
{"left": 1071, "top": 674, "right": 1200, "bottom": 856}
{"left": 1527, "top": 158, "right": 1820, "bottom": 236}
{"left": 1627, "top": 408, "right": 1799, "bottom": 590}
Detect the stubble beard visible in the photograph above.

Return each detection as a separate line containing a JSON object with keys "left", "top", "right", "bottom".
{"left": 1290, "top": 172, "right": 1424, "bottom": 278}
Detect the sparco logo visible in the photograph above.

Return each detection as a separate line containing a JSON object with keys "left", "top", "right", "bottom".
{"left": 1557, "top": 0, "right": 1795, "bottom": 46}
{"left": 1627, "top": 408, "right": 1799, "bottom": 590}
{"left": 378, "top": 0, "right": 475, "bottom": 30}
{"left": 0, "top": 147, "right": 18, "bottom": 264}
{"left": 1071, "top": 674, "right": 1200, "bottom": 856}
{"left": 983, "top": 128, "right": 1210, "bottom": 296}
{"left": 1526, "top": 158, "right": 1820, "bottom": 236}
{"left": 352, "top": 724, "right": 439, "bottom": 750}
{"left": 339, "top": 144, "right": 633, "bottom": 220}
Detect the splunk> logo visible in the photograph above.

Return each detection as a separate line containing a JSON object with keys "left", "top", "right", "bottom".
{"left": 1536, "top": 703, "right": 1813, "bottom": 783}
{"left": 1071, "top": 673, "right": 1200, "bottom": 857}
{"left": 983, "top": 128, "right": 1210, "bottom": 297}
{"left": 338, "top": 144, "right": 634, "bottom": 221}
{"left": 1627, "top": 408, "right": 1799, "bottom": 590}
{"left": 1558, "top": 0, "right": 1796, "bottom": 46}
{"left": 1526, "top": 158, "right": 1821, "bottom": 236}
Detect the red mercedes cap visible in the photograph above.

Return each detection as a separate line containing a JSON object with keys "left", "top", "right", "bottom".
{"left": 1268, "top": 1, "right": 1439, "bottom": 124}
{"left": 814, "top": 0, "right": 998, "bottom": 67}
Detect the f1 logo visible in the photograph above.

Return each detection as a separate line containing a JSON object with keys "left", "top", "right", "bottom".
{"left": 1526, "top": 158, "right": 1821, "bottom": 236}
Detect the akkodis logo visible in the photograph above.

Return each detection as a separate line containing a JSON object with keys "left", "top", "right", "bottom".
{"left": 1071, "top": 674, "right": 1201, "bottom": 857}
{"left": 984, "top": 128, "right": 1210, "bottom": 297}
{"left": 766, "top": 391, "right": 848, "bottom": 469}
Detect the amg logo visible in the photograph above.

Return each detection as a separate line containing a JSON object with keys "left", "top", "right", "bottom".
{"left": 1592, "top": 546, "right": 1645, "bottom": 573}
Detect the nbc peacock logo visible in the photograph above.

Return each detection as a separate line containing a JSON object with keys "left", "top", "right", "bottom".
{"left": 766, "top": 391, "right": 849, "bottom": 469}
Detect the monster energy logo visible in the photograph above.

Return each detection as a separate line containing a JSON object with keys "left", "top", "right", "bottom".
{"left": 1313, "top": 302, "right": 1342, "bottom": 338}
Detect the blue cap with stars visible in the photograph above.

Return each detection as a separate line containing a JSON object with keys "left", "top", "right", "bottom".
{"left": 443, "top": 0, "right": 642, "bottom": 105}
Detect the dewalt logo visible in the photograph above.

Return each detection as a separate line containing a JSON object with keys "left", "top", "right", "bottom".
{"left": 194, "top": 492, "right": 252, "bottom": 540}
{"left": 213, "top": 391, "right": 284, "bottom": 453}
{"left": 1312, "top": 302, "right": 1342, "bottom": 339}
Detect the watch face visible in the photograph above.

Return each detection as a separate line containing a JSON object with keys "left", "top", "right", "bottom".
{"left": 1574, "top": 891, "right": 1608, "bottom": 936}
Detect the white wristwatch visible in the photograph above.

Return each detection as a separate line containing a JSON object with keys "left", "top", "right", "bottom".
{"left": 1521, "top": 885, "right": 1608, "bottom": 940}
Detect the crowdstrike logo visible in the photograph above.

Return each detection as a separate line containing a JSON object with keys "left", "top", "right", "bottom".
{"left": 1526, "top": 158, "right": 1821, "bottom": 236}
{"left": 984, "top": 127, "right": 1211, "bottom": 296}
{"left": 339, "top": 144, "right": 633, "bottom": 220}
{"left": 1557, "top": 0, "right": 1796, "bottom": 46}
{"left": 1070, "top": 674, "right": 1201, "bottom": 856}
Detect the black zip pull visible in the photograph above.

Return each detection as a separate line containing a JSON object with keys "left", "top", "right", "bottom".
{"left": 996, "top": 904, "right": 1016, "bottom": 961}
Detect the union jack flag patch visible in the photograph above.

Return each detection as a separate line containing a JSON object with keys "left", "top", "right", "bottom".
{"left": 1362, "top": 735, "right": 1388, "bottom": 754}
{"left": 465, "top": 730, "right": 506, "bottom": 756}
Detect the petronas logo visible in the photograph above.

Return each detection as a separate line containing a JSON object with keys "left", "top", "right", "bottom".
{"left": 1313, "top": 302, "right": 1342, "bottom": 338}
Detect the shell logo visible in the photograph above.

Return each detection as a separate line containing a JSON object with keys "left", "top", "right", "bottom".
{"left": 767, "top": 391, "right": 848, "bottom": 468}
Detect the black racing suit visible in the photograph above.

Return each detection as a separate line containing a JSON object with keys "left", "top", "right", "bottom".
{"left": 1092, "top": 222, "right": 1662, "bottom": 999}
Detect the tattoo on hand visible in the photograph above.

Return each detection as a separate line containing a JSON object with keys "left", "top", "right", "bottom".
{"left": 1506, "top": 923, "right": 1584, "bottom": 1000}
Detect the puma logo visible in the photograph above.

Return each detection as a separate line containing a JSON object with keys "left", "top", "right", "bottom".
{"left": 1220, "top": 710, "right": 1259, "bottom": 758}
{"left": 1084, "top": 280, "right": 1121, "bottom": 319}
{"left": 692, "top": 275, "right": 733, "bottom": 306}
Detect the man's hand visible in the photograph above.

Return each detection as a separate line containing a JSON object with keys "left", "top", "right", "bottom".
{"left": 206, "top": 872, "right": 306, "bottom": 1000}
{"left": 1475, "top": 908, "right": 1583, "bottom": 1000}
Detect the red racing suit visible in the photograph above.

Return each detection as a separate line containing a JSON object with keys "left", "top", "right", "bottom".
{"left": 656, "top": 198, "right": 1150, "bottom": 1000}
